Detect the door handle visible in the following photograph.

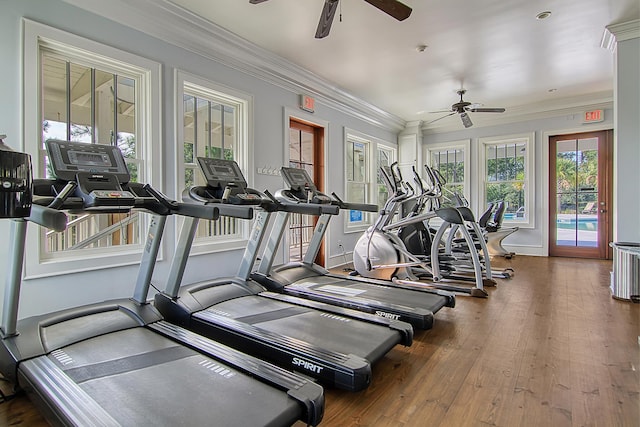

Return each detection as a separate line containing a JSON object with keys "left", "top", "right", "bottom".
{"left": 600, "top": 209, "right": 607, "bottom": 213}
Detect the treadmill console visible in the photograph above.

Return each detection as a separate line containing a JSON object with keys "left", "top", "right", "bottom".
{"left": 280, "top": 167, "right": 332, "bottom": 204}
{"left": 45, "top": 139, "right": 135, "bottom": 209}
{"left": 194, "top": 157, "right": 262, "bottom": 205}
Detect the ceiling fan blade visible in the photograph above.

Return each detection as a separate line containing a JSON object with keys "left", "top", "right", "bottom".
{"left": 425, "top": 112, "right": 456, "bottom": 125}
{"left": 468, "top": 107, "right": 506, "bottom": 113}
{"left": 460, "top": 112, "right": 473, "bottom": 128}
{"left": 363, "top": 0, "right": 412, "bottom": 21}
{"left": 249, "top": 0, "right": 270, "bottom": 3}
{"left": 315, "top": 0, "right": 339, "bottom": 38}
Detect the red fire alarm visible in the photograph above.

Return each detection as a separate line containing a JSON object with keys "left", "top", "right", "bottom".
{"left": 300, "top": 94, "right": 315, "bottom": 113}
{"left": 583, "top": 109, "right": 604, "bottom": 123}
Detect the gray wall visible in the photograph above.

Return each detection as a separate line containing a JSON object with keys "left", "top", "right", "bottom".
{"left": 0, "top": 0, "right": 396, "bottom": 319}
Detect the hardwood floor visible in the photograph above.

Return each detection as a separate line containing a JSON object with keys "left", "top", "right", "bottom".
{"left": 1, "top": 256, "right": 638, "bottom": 426}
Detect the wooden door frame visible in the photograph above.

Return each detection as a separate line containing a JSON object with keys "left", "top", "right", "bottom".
{"left": 284, "top": 109, "right": 329, "bottom": 266}
{"left": 548, "top": 130, "right": 613, "bottom": 259}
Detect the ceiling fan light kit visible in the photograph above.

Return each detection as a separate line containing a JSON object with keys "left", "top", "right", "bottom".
{"left": 250, "top": 0, "right": 412, "bottom": 39}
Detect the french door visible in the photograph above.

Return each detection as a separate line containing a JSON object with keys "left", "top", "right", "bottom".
{"left": 549, "top": 130, "right": 613, "bottom": 258}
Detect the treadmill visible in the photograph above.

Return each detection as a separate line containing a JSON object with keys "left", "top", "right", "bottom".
{"left": 154, "top": 157, "right": 413, "bottom": 392}
{"left": 0, "top": 140, "right": 324, "bottom": 426}
{"left": 250, "top": 167, "right": 455, "bottom": 330}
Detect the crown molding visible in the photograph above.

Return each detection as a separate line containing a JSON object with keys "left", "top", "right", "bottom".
{"left": 60, "top": 0, "right": 406, "bottom": 132}
{"left": 606, "top": 19, "right": 640, "bottom": 43}
{"left": 602, "top": 19, "right": 640, "bottom": 51}
{"left": 422, "top": 92, "right": 614, "bottom": 135}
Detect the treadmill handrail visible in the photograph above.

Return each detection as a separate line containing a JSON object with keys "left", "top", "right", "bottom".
{"left": 179, "top": 191, "right": 254, "bottom": 220}
{"left": 330, "top": 192, "right": 378, "bottom": 213}
{"left": 273, "top": 189, "right": 339, "bottom": 215}
{"left": 26, "top": 204, "right": 68, "bottom": 232}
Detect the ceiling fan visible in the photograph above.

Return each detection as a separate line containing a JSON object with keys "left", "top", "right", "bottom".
{"left": 428, "top": 90, "right": 506, "bottom": 128}
{"left": 249, "top": 0, "right": 412, "bottom": 38}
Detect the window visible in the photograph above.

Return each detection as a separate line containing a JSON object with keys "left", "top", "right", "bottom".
{"left": 479, "top": 133, "right": 535, "bottom": 227}
{"left": 426, "top": 140, "right": 471, "bottom": 208}
{"left": 23, "top": 20, "right": 160, "bottom": 278}
{"left": 344, "top": 128, "right": 395, "bottom": 232}
{"left": 176, "top": 71, "right": 251, "bottom": 253}
{"left": 41, "top": 56, "right": 142, "bottom": 254}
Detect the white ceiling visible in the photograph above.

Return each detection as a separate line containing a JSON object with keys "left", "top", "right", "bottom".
{"left": 170, "top": 0, "right": 638, "bottom": 130}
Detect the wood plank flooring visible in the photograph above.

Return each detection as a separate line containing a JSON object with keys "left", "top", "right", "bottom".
{"left": 1, "top": 256, "right": 638, "bottom": 426}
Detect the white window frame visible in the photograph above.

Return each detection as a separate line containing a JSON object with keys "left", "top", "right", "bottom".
{"left": 344, "top": 128, "right": 396, "bottom": 233}
{"left": 22, "top": 19, "right": 161, "bottom": 279}
{"left": 478, "top": 133, "right": 535, "bottom": 229}
{"left": 425, "top": 139, "right": 471, "bottom": 207}
{"left": 175, "top": 70, "right": 253, "bottom": 255}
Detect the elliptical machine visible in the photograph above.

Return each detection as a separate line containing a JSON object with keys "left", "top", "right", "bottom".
{"left": 424, "top": 166, "right": 514, "bottom": 280}
{"left": 352, "top": 163, "right": 490, "bottom": 298}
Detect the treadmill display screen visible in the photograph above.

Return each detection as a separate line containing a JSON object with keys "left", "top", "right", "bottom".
{"left": 45, "top": 139, "right": 131, "bottom": 183}
{"left": 68, "top": 151, "right": 112, "bottom": 167}
{"left": 197, "top": 157, "right": 247, "bottom": 189}
{"left": 210, "top": 165, "right": 237, "bottom": 178}
{"left": 281, "top": 167, "right": 318, "bottom": 192}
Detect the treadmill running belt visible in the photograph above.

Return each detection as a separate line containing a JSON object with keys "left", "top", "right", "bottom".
{"left": 58, "top": 345, "right": 193, "bottom": 383}
{"left": 234, "top": 306, "right": 309, "bottom": 324}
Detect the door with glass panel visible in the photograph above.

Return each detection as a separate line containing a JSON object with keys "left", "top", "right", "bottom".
{"left": 288, "top": 118, "right": 325, "bottom": 265}
{"left": 549, "top": 131, "right": 613, "bottom": 259}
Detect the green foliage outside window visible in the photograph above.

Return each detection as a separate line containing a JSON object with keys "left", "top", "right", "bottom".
{"left": 485, "top": 143, "right": 526, "bottom": 217}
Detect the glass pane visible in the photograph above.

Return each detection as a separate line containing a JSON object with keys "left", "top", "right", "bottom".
{"left": 184, "top": 95, "right": 195, "bottom": 162}
{"left": 506, "top": 156, "right": 515, "bottom": 181}
{"left": 116, "top": 76, "right": 136, "bottom": 161}
{"left": 347, "top": 182, "right": 366, "bottom": 204}
{"left": 577, "top": 222, "right": 598, "bottom": 247}
{"left": 346, "top": 142, "right": 354, "bottom": 181}
{"left": 69, "top": 63, "right": 92, "bottom": 142}
{"left": 303, "top": 164, "right": 314, "bottom": 181}
{"left": 125, "top": 160, "right": 139, "bottom": 184}
{"left": 185, "top": 167, "right": 195, "bottom": 188}
{"left": 352, "top": 142, "right": 366, "bottom": 182}
{"left": 45, "top": 212, "right": 140, "bottom": 253}
{"left": 42, "top": 55, "right": 68, "bottom": 141}
{"left": 487, "top": 158, "right": 497, "bottom": 182}
{"left": 94, "top": 69, "right": 114, "bottom": 145}
{"left": 378, "top": 148, "right": 391, "bottom": 168}
{"left": 223, "top": 105, "right": 235, "bottom": 160}
{"left": 498, "top": 151, "right": 507, "bottom": 181}
{"left": 438, "top": 183, "right": 463, "bottom": 208}
{"left": 301, "top": 130, "right": 314, "bottom": 164}
{"left": 556, "top": 139, "right": 577, "bottom": 193}
{"left": 556, "top": 194, "right": 577, "bottom": 246}
{"left": 289, "top": 129, "right": 300, "bottom": 162}
{"left": 577, "top": 137, "right": 598, "bottom": 192}
{"left": 208, "top": 102, "right": 221, "bottom": 159}
{"left": 194, "top": 98, "right": 208, "bottom": 157}
{"left": 486, "top": 182, "right": 525, "bottom": 218}
{"left": 378, "top": 184, "right": 389, "bottom": 209}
